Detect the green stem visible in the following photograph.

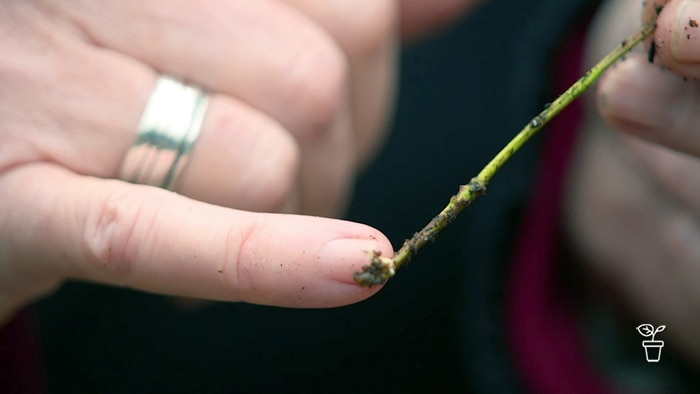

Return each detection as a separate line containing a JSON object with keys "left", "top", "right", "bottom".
{"left": 354, "top": 21, "right": 657, "bottom": 287}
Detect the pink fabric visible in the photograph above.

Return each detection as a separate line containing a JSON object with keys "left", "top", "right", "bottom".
{"left": 507, "top": 20, "right": 612, "bottom": 394}
{"left": 0, "top": 309, "right": 45, "bottom": 393}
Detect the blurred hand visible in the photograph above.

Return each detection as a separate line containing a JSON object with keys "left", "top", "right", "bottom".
{"left": 566, "top": 0, "right": 700, "bottom": 364}
{"left": 0, "top": 0, "right": 479, "bottom": 324}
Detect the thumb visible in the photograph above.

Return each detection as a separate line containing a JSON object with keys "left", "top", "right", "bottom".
{"left": 646, "top": 0, "right": 700, "bottom": 78}
{"left": 0, "top": 164, "right": 393, "bottom": 314}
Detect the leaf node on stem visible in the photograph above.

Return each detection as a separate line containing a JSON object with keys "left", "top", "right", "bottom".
{"left": 354, "top": 20, "right": 658, "bottom": 287}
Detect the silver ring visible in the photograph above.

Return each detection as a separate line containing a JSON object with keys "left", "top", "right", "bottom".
{"left": 119, "top": 76, "right": 209, "bottom": 190}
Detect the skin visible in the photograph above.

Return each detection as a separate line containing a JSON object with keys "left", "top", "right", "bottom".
{"left": 567, "top": 0, "right": 700, "bottom": 364}
{"left": 400, "top": 0, "right": 485, "bottom": 41}
{"left": 0, "top": 0, "right": 480, "bottom": 325}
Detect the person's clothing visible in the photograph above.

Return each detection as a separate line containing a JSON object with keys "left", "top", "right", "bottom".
{"left": 0, "top": 309, "right": 44, "bottom": 393}
{"left": 2, "top": 0, "right": 696, "bottom": 392}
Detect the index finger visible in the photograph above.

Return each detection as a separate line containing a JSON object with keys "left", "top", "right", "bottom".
{"left": 0, "top": 165, "right": 393, "bottom": 309}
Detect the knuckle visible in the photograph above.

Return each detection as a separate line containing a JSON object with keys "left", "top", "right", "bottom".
{"left": 81, "top": 187, "right": 144, "bottom": 278}
{"left": 222, "top": 218, "right": 261, "bottom": 297}
{"left": 283, "top": 30, "right": 348, "bottom": 140}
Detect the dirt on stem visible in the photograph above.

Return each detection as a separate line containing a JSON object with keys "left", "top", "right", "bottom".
{"left": 354, "top": 20, "right": 658, "bottom": 287}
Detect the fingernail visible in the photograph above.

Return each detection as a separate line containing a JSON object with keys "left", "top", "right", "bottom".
{"left": 600, "top": 58, "right": 690, "bottom": 134}
{"left": 672, "top": 0, "right": 700, "bottom": 62}
{"left": 317, "top": 239, "right": 378, "bottom": 284}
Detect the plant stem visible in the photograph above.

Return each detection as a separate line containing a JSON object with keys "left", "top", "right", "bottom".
{"left": 354, "top": 21, "right": 657, "bottom": 287}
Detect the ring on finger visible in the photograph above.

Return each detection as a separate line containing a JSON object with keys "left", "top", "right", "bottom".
{"left": 119, "top": 76, "right": 209, "bottom": 190}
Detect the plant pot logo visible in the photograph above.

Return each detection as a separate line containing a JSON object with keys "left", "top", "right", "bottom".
{"left": 636, "top": 324, "right": 665, "bottom": 362}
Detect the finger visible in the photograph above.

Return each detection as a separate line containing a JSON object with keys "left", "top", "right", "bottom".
{"left": 63, "top": 0, "right": 349, "bottom": 142}
{"left": 0, "top": 164, "right": 393, "bottom": 308}
{"left": 623, "top": 136, "right": 700, "bottom": 214}
{"left": 0, "top": 6, "right": 152, "bottom": 177}
{"left": 642, "top": 0, "right": 671, "bottom": 25}
{"left": 598, "top": 52, "right": 700, "bottom": 157}
{"left": 176, "top": 95, "right": 302, "bottom": 213}
{"left": 640, "top": 0, "right": 669, "bottom": 52}
{"left": 646, "top": 0, "right": 700, "bottom": 78}
{"left": 1, "top": 5, "right": 302, "bottom": 213}
{"left": 399, "top": 0, "right": 484, "bottom": 41}
{"left": 283, "top": 0, "right": 399, "bottom": 166}
{"left": 61, "top": 0, "right": 357, "bottom": 216}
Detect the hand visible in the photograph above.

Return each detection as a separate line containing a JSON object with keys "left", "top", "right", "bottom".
{"left": 566, "top": 0, "right": 700, "bottom": 364}
{"left": 0, "top": 0, "right": 479, "bottom": 324}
